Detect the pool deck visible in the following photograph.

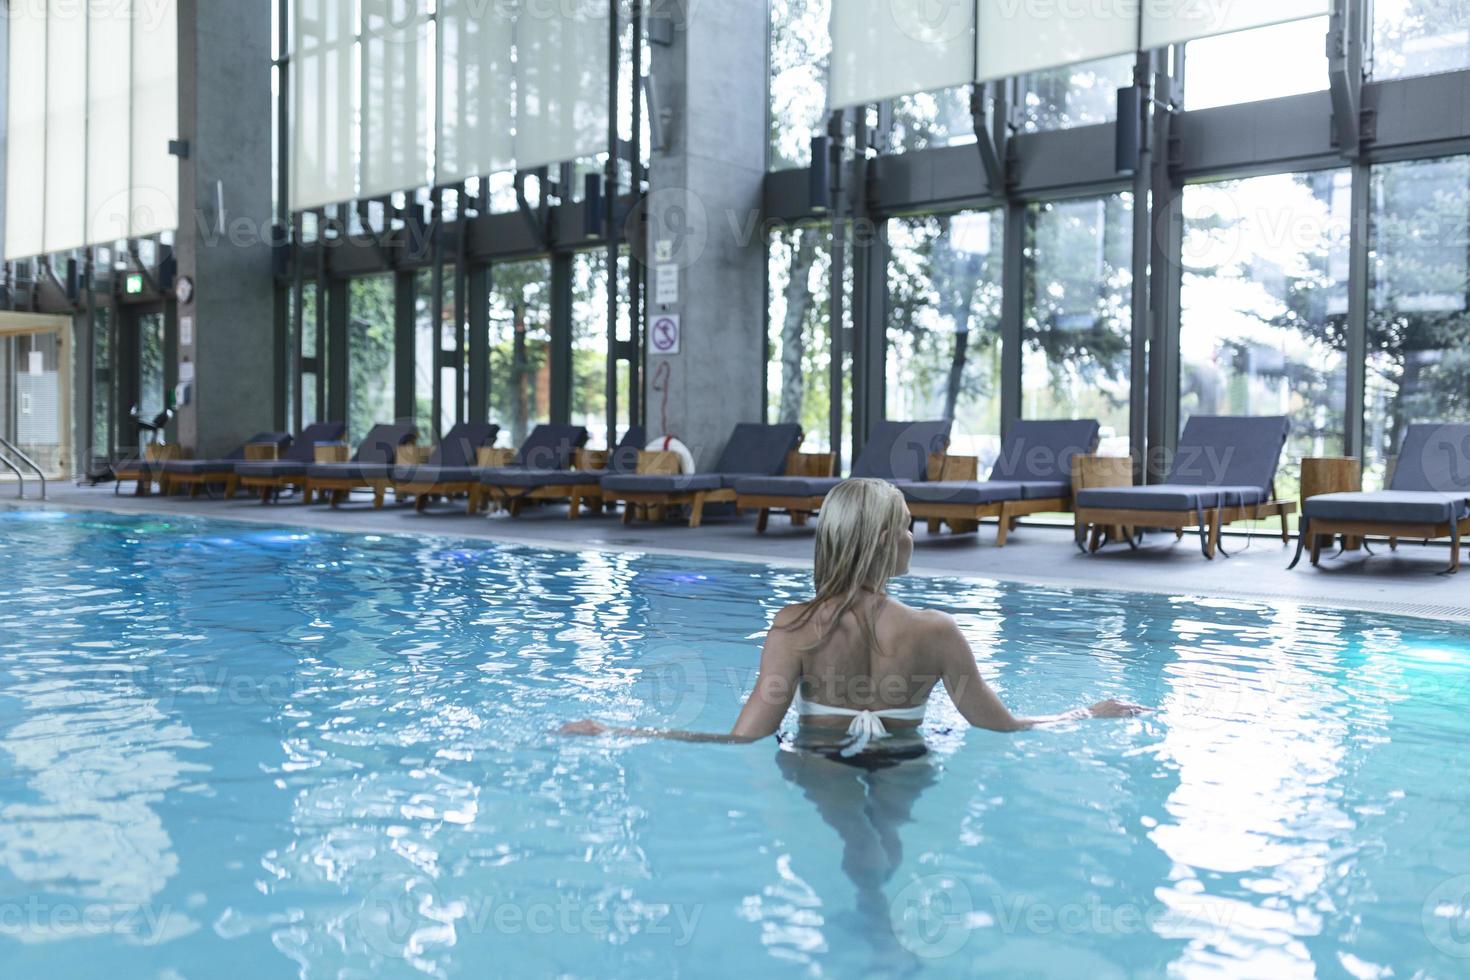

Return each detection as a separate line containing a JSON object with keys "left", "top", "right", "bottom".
{"left": 16, "top": 483, "right": 1470, "bottom": 623}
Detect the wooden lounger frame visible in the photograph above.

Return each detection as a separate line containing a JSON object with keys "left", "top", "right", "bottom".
{"left": 733, "top": 452, "right": 840, "bottom": 533}
{"left": 115, "top": 443, "right": 181, "bottom": 496}
{"left": 600, "top": 451, "right": 719, "bottom": 528}
{"left": 238, "top": 443, "right": 344, "bottom": 504}
{"left": 1294, "top": 517, "right": 1470, "bottom": 574}
{"left": 1074, "top": 482, "right": 1296, "bottom": 560}
{"left": 468, "top": 449, "right": 611, "bottom": 518}
{"left": 163, "top": 443, "right": 281, "bottom": 499}
{"left": 303, "top": 443, "right": 407, "bottom": 509}
{"left": 394, "top": 446, "right": 507, "bottom": 515}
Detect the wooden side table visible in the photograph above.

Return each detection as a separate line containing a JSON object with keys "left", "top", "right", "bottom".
{"left": 1301, "top": 456, "right": 1362, "bottom": 551}
{"left": 1073, "top": 455, "right": 1135, "bottom": 550}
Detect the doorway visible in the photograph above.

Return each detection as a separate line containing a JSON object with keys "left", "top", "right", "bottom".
{"left": 0, "top": 313, "right": 73, "bottom": 480}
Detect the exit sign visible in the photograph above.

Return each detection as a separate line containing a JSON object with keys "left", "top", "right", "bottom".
{"left": 125, "top": 273, "right": 145, "bottom": 295}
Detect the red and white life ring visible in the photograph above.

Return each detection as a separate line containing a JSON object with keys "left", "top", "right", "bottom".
{"left": 646, "top": 436, "right": 695, "bottom": 475}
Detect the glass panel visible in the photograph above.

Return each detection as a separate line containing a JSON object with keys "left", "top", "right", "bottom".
{"left": 571, "top": 251, "right": 632, "bottom": 451}
{"left": 4, "top": 0, "right": 46, "bottom": 259}
{"left": 301, "top": 282, "right": 320, "bottom": 426}
{"left": 438, "top": 0, "right": 515, "bottom": 182}
{"left": 890, "top": 87, "right": 975, "bottom": 152}
{"left": 11, "top": 332, "right": 65, "bottom": 475}
{"left": 885, "top": 211, "right": 1004, "bottom": 465}
{"left": 415, "top": 270, "right": 437, "bottom": 440}
{"left": 1373, "top": 0, "right": 1470, "bottom": 80}
{"left": 1023, "top": 194, "right": 1134, "bottom": 459}
{"left": 88, "top": 2, "right": 132, "bottom": 244}
{"left": 977, "top": 5, "right": 1135, "bottom": 82}
{"left": 1366, "top": 155, "right": 1470, "bottom": 489}
{"left": 360, "top": 0, "right": 432, "bottom": 198}
{"left": 138, "top": 312, "right": 167, "bottom": 425}
{"left": 828, "top": 0, "right": 974, "bottom": 108}
{"left": 1184, "top": 18, "right": 1330, "bottom": 110}
{"left": 1143, "top": 0, "right": 1328, "bottom": 49}
{"left": 441, "top": 272, "right": 461, "bottom": 437}
{"left": 93, "top": 306, "right": 114, "bottom": 461}
{"left": 44, "top": 1, "right": 87, "bottom": 253}
{"left": 1179, "top": 170, "right": 1352, "bottom": 502}
{"left": 489, "top": 258, "right": 553, "bottom": 449}
{"left": 514, "top": 0, "right": 611, "bottom": 169}
{"left": 769, "top": 0, "right": 830, "bottom": 170}
{"left": 130, "top": 0, "right": 179, "bottom": 237}
{"left": 1024, "top": 55, "right": 1135, "bottom": 133}
{"left": 348, "top": 277, "right": 398, "bottom": 440}
{"left": 767, "top": 226, "right": 836, "bottom": 453}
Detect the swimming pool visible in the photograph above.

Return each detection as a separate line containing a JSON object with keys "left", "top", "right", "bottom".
{"left": 2, "top": 507, "right": 1469, "bottom": 978}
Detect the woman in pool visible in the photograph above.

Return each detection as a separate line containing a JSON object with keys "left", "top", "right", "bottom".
{"left": 563, "top": 477, "right": 1145, "bottom": 756}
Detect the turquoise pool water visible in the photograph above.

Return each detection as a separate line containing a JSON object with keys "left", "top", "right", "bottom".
{"left": 2, "top": 508, "right": 1470, "bottom": 978}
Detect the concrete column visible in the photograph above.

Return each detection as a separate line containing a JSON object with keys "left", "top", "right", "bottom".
{"left": 644, "top": 0, "right": 767, "bottom": 468}
{"left": 173, "top": 0, "right": 276, "bottom": 458}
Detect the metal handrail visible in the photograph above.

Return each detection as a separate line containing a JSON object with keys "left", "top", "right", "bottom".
{"left": 0, "top": 451, "right": 23, "bottom": 499}
{"left": 0, "top": 438, "right": 46, "bottom": 500}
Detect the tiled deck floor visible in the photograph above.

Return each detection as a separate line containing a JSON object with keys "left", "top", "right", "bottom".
{"left": 13, "top": 483, "right": 1470, "bottom": 623}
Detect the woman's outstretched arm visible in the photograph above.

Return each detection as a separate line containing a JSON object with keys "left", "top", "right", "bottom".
{"left": 927, "top": 612, "right": 1145, "bottom": 732}
{"left": 561, "top": 608, "right": 803, "bottom": 743}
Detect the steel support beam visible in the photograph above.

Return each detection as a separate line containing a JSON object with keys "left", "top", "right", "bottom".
{"left": 1128, "top": 52, "right": 1156, "bottom": 482}
{"left": 326, "top": 275, "right": 349, "bottom": 427}
{"left": 1345, "top": 160, "right": 1371, "bottom": 458}
{"left": 1146, "top": 76, "right": 1183, "bottom": 483}
{"left": 467, "top": 263, "right": 490, "bottom": 425}
{"left": 549, "top": 252, "right": 574, "bottom": 425}
{"left": 394, "top": 269, "right": 416, "bottom": 427}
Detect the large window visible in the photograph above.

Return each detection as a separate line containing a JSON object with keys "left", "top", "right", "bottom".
{"left": 1184, "top": 18, "right": 1330, "bottom": 111}
{"left": 489, "top": 259, "right": 552, "bottom": 450}
{"left": 1024, "top": 55, "right": 1135, "bottom": 132}
{"left": 1366, "top": 155, "right": 1470, "bottom": 488}
{"left": 414, "top": 268, "right": 460, "bottom": 441}
{"left": 1179, "top": 171, "right": 1351, "bottom": 500}
{"left": 1373, "top": 0, "right": 1470, "bottom": 80}
{"left": 571, "top": 251, "right": 632, "bottom": 451}
{"left": 885, "top": 210, "right": 1004, "bottom": 465}
{"left": 348, "top": 276, "right": 397, "bottom": 440}
{"left": 91, "top": 306, "right": 114, "bottom": 462}
{"left": 1022, "top": 194, "right": 1134, "bottom": 457}
{"left": 767, "top": 225, "right": 842, "bottom": 454}
{"left": 891, "top": 87, "right": 975, "bottom": 152}
{"left": 768, "top": 0, "right": 830, "bottom": 170}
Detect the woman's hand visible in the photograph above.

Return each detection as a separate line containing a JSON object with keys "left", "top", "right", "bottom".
{"left": 560, "top": 720, "right": 609, "bottom": 736}
{"left": 1087, "top": 699, "right": 1149, "bottom": 719}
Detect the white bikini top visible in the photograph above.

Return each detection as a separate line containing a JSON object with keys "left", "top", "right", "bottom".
{"left": 793, "top": 687, "right": 927, "bottom": 757}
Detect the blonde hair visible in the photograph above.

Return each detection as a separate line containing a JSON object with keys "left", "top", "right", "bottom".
{"left": 783, "top": 478, "right": 910, "bottom": 653}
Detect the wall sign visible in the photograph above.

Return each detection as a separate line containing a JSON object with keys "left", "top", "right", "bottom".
{"left": 650, "top": 314, "right": 681, "bottom": 356}
{"left": 655, "top": 264, "right": 680, "bottom": 306}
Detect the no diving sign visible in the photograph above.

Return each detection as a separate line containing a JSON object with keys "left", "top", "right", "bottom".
{"left": 651, "top": 314, "right": 681, "bottom": 356}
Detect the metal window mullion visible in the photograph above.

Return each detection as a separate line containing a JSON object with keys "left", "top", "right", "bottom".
{"left": 1345, "top": 159, "right": 1371, "bottom": 458}
{"left": 549, "top": 251, "right": 574, "bottom": 425}
{"left": 999, "top": 199, "right": 1025, "bottom": 437}
{"left": 1129, "top": 51, "right": 1157, "bottom": 481}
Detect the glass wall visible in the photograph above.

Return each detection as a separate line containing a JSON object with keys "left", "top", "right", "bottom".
{"left": 301, "top": 281, "right": 320, "bottom": 427}
{"left": 1024, "top": 55, "right": 1135, "bottom": 132}
{"left": 768, "top": 0, "right": 830, "bottom": 169}
{"left": 91, "top": 305, "right": 113, "bottom": 462}
{"left": 891, "top": 87, "right": 975, "bottom": 151}
{"left": 414, "top": 269, "right": 461, "bottom": 441}
{"left": 348, "top": 276, "right": 397, "bottom": 440}
{"left": 571, "top": 250, "right": 632, "bottom": 451}
{"left": 767, "top": 225, "right": 840, "bottom": 453}
{"left": 1184, "top": 18, "right": 1331, "bottom": 110}
{"left": 1022, "top": 194, "right": 1134, "bottom": 457}
{"left": 1366, "top": 154, "right": 1470, "bottom": 488}
{"left": 1373, "top": 0, "right": 1470, "bottom": 79}
{"left": 137, "top": 311, "right": 166, "bottom": 423}
{"left": 1179, "top": 170, "right": 1352, "bottom": 500}
{"left": 885, "top": 210, "right": 1004, "bottom": 465}
{"left": 489, "top": 258, "right": 552, "bottom": 449}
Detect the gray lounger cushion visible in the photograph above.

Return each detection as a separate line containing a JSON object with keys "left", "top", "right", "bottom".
{"left": 234, "top": 460, "right": 308, "bottom": 478}
{"left": 903, "top": 481, "right": 1026, "bottom": 506}
{"left": 163, "top": 431, "right": 293, "bottom": 474}
{"left": 351, "top": 423, "right": 419, "bottom": 465}
{"left": 852, "top": 420, "right": 953, "bottom": 481}
{"left": 600, "top": 473, "right": 724, "bottom": 494}
{"left": 282, "top": 422, "right": 348, "bottom": 463}
{"left": 1076, "top": 483, "right": 1268, "bottom": 511}
{"left": 1388, "top": 423, "right": 1470, "bottom": 494}
{"left": 1014, "top": 480, "right": 1071, "bottom": 500}
{"left": 1167, "top": 415, "right": 1290, "bottom": 490}
{"left": 1304, "top": 490, "right": 1468, "bottom": 525}
{"left": 511, "top": 424, "right": 590, "bottom": 470}
{"left": 988, "top": 419, "right": 1100, "bottom": 485}
{"left": 425, "top": 422, "right": 501, "bottom": 468}
{"left": 712, "top": 423, "right": 804, "bottom": 476}
{"left": 734, "top": 475, "right": 845, "bottom": 498}
{"left": 306, "top": 462, "right": 394, "bottom": 481}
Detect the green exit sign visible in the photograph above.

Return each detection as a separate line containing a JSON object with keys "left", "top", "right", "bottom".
{"left": 125, "top": 273, "right": 145, "bottom": 295}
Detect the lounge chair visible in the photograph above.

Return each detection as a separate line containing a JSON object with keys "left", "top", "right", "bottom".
{"left": 733, "top": 420, "right": 952, "bottom": 533}
{"left": 602, "top": 422, "right": 804, "bottom": 528}
{"left": 113, "top": 445, "right": 177, "bottom": 496}
{"left": 158, "top": 432, "right": 293, "bottom": 498}
{"left": 469, "top": 426, "right": 644, "bottom": 519}
{"left": 1291, "top": 423, "right": 1470, "bottom": 574}
{"left": 901, "top": 419, "right": 1100, "bottom": 546}
{"left": 1073, "top": 415, "right": 1295, "bottom": 559}
{"left": 232, "top": 421, "right": 349, "bottom": 503}
{"left": 469, "top": 424, "right": 591, "bottom": 515}
{"left": 389, "top": 422, "right": 502, "bottom": 513}
{"left": 303, "top": 422, "right": 420, "bottom": 508}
